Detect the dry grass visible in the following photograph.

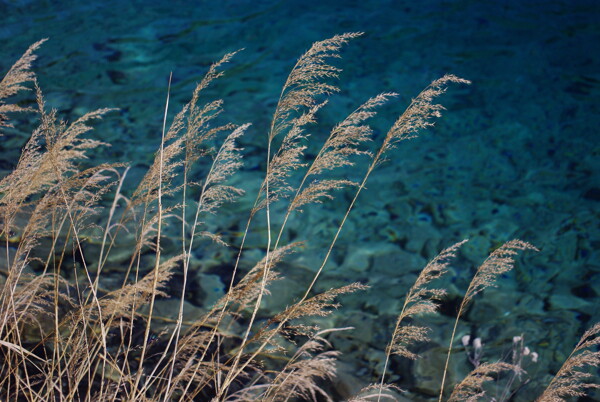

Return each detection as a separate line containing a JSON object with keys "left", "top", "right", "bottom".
{"left": 0, "top": 36, "right": 598, "bottom": 401}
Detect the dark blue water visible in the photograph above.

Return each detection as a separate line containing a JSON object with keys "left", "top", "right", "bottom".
{"left": 1, "top": 0, "right": 599, "bottom": 398}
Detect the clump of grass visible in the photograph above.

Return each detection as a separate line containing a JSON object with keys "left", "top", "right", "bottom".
{"left": 0, "top": 36, "right": 598, "bottom": 401}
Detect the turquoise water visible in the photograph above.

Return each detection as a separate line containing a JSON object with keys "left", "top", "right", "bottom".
{"left": 1, "top": 0, "right": 599, "bottom": 399}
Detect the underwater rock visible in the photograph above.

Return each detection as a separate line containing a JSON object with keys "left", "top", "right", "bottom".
{"left": 461, "top": 235, "right": 491, "bottom": 265}
{"left": 140, "top": 298, "right": 206, "bottom": 332}
{"left": 404, "top": 224, "right": 442, "bottom": 258}
{"left": 412, "top": 346, "right": 465, "bottom": 398}
{"left": 196, "top": 273, "right": 225, "bottom": 307}
{"left": 340, "top": 246, "right": 372, "bottom": 273}
{"left": 548, "top": 292, "right": 591, "bottom": 312}
{"left": 339, "top": 311, "right": 377, "bottom": 346}
{"left": 258, "top": 261, "right": 312, "bottom": 316}
{"left": 341, "top": 242, "right": 424, "bottom": 278}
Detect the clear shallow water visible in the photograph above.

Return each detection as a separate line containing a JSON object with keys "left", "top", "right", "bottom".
{"left": 1, "top": 0, "right": 599, "bottom": 398}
